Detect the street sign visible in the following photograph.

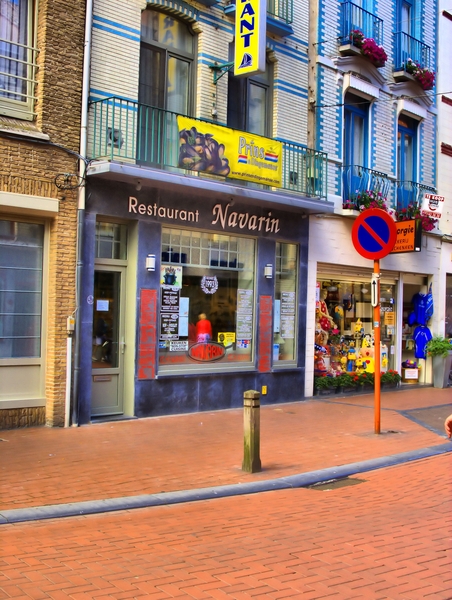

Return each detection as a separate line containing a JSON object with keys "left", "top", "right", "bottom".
{"left": 351, "top": 208, "right": 397, "bottom": 259}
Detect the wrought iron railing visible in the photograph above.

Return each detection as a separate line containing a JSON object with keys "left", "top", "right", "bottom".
{"left": 395, "top": 180, "right": 435, "bottom": 212}
{"left": 339, "top": 1, "right": 383, "bottom": 45}
{"left": 393, "top": 32, "right": 431, "bottom": 71}
{"left": 225, "top": 0, "right": 293, "bottom": 24}
{"left": 267, "top": 0, "right": 293, "bottom": 25}
{"left": 342, "top": 165, "right": 392, "bottom": 208}
{"left": 88, "top": 97, "right": 328, "bottom": 199}
{"left": 0, "top": 37, "right": 39, "bottom": 118}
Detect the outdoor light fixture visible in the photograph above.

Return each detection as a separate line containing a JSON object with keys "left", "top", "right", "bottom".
{"left": 264, "top": 264, "right": 273, "bottom": 279}
{"left": 146, "top": 254, "right": 156, "bottom": 272}
{"left": 136, "top": 180, "right": 142, "bottom": 191}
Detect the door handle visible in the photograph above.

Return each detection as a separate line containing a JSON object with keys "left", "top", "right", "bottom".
{"left": 120, "top": 338, "right": 126, "bottom": 354}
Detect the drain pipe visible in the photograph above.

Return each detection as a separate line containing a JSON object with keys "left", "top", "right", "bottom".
{"left": 70, "top": 0, "right": 94, "bottom": 426}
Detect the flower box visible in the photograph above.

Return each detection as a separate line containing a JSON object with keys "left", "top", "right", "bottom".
{"left": 393, "top": 70, "right": 417, "bottom": 84}
{"left": 339, "top": 43, "right": 362, "bottom": 58}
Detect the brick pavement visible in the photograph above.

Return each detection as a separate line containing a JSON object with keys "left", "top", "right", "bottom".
{"left": 0, "top": 387, "right": 451, "bottom": 512}
{"left": 0, "top": 453, "right": 450, "bottom": 599}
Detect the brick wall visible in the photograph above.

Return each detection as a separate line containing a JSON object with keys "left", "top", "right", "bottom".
{"left": 0, "top": 0, "right": 85, "bottom": 428}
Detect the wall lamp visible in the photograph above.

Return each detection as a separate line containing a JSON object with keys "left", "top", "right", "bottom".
{"left": 146, "top": 254, "right": 156, "bottom": 272}
{"left": 264, "top": 264, "right": 273, "bottom": 279}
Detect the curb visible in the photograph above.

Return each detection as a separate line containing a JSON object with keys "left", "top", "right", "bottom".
{"left": 1, "top": 442, "right": 451, "bottom": 525}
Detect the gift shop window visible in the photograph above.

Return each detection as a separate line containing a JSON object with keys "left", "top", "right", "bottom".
{"left": 273, "top": 242, "right": 298, "bottom": 363}
{"left": 315, "top": 279, "right": 396, "bottom": 378}
{"left": 159, "top": 228, "right": 256, "bottom": 372}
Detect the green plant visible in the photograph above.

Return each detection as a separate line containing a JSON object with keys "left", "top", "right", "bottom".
{"left": 426, "top": 336, "right": 452, "bottom": 358}
{"left": 358, "top": 371, "right": 374, "bottom": 386}
{"left": 380, "top": 370, "right": 402, "bottom": 385}
{"left": 337, "top": 372, "right": 359, "bottom": 388}
{"left": 314, "top": 375, "right": 338, "bottom": 390}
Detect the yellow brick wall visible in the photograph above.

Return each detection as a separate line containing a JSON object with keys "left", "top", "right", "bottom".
{"left": 0, "top": 0, "right": 86, "bottom": 428}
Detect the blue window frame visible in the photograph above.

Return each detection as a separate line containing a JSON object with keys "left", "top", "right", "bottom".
{"left": 343, "top": 93, "right": 369, "bottom": 200}
{"left": 397, "top": 114, "right": 418, "bottom": 208}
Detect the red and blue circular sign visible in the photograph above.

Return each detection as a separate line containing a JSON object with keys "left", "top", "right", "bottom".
{"left": 351, "top": 208, "right": 397, "bottom": 260}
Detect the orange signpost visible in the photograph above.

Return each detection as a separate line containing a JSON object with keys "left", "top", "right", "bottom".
{"left": 351, "top": 209, "right": 397, "bottom": 433}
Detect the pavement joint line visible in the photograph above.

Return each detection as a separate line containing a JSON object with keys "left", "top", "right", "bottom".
{"left": 0, "top": 442, "right": 451, "bottom": 525}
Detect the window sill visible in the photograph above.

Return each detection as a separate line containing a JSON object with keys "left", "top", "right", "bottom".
{"left": 0, "top": 116, "right": 50, "bottom": 141}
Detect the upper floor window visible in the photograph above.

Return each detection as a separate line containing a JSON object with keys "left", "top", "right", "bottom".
{"left": 397, "top": 114, "right": 419, "bottom": 209}
{"left": 0, "top": 0, "right": 37, "bottom": 120}
{"left": 343, "top": 92, "right": 369, "bottom": 168}
{"left": 227, "top": 44, "right": 273, "bottom": 137}
{"left": 139, "top": 9, "right": 194, "bottom": 115}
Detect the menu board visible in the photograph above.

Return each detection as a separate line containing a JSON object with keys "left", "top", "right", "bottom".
{"left": 236, "top": 289, "right": 253, "bottom": 340}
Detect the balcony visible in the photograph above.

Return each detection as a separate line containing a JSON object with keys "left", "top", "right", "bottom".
{"left": 224, "top": 0, "right": 293, "bottom": 37}
{"left": 339, "top": 1, "right": 383, "bottom": 49}
{"left": 393, "top": 32, "right": 431, "bottom": 78}
{"left": 342, "top": 165, "right": 392, "bottom": 211}
{"left": 395, "top": 180, "right": 436, "bottom": 212}
{"left": 88, "top": 97, "right": 328, "bottom": 200}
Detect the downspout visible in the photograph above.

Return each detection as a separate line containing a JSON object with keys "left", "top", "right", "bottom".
{"left": 71, "top": 0, "right": 94, "bottom": 426}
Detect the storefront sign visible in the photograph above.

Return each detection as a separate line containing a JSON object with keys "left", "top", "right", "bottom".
{"left": 421, "top": 193, "right": 445, "bottom": 219}
{"left": 234, "top": 0, "right": 266, "bottom": 76}
{"left": 391, "top": 219, "right": 422, "bottom": 254}
{"left": 188, "top": 342, "right": 226, "bottom": 362}
{"left": 177, "top": 116, "right": 282, "bottom": 187}
{"left": 212, "top": 203, "right": 280, "bottom": 233}
{"left": 128, "top": 197, "right": 284, "bottom": 235}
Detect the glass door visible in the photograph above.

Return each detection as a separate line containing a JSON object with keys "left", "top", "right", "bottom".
{"left": 91, "top": 267, "right": 125, "bottom": 416}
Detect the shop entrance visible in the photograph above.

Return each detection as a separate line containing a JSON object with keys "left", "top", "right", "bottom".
{"left": 91, "top": 267, "right": 126, "bottom": 416}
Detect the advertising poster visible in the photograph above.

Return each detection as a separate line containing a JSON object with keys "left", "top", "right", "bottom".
{"left": 160, "top": 265, "right": 183, "bottom": 288}
{"left": 177, "top": 116, "right": 282, "bottom": 187}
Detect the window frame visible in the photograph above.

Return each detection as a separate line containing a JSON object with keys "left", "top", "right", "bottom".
{"left": 0, "top": 0, "right": 38, "bottom": 121}
{"left": 343, "top": 92, "right": 369, "bottom": 169}
{"left": 157, "top": 227, "right": 258, "bottom": 376}
{"left": 227, "top": 48, "right": 273, "bottom": 137}
{"left": 138, "top": 8, "right": 196, "bottom": 114}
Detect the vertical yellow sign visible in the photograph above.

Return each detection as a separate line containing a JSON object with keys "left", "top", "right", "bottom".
{"left": 234, "top": 0, "right": 266, "bottom": 76}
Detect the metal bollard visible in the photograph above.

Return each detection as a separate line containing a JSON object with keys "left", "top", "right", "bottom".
{"left": 242, "top": 390, "right": 261, "bottom": 473}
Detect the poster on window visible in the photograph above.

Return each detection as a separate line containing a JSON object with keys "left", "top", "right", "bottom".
{"left": 177, "top": 116, "right": 282, "bottom": 187}
{"left": 160, "top": 312, "right": 179, "bottom": 340}
{"left": 281, "top": 314, "right": 295, "bottom": 339}
{"left": 161, "top": 286, "right": 180, "bottom": 312}
{"left": 160, "top": 265, "right": 183, "bottom": 288}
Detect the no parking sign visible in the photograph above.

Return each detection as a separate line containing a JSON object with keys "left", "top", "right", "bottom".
{"left": 351, "top": 209, "right": 397, "bottom": 259}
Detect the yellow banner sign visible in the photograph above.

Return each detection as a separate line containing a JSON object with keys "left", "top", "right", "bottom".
{"left": 177, "top": 116, "right": 282, "bottom": 187}
{"left": 234, "top": 0, "right": 266, "bottom": 76}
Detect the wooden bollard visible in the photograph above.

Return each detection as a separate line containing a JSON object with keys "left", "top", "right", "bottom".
{"left": 242, "top": 390, "right": 261, "bottom": 473}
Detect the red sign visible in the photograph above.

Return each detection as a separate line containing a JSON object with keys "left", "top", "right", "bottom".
{"left": 188, "top": 342, "right": 226, "bottom": 362}
{"left": 351, "top": 209, "right": 397, "bottom": 260}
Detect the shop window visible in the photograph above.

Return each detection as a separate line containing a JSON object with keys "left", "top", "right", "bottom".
{"left": 0, "top": 219, "right": 44, "bottom": 358}
{"left": 227, "top": 44, "right": 273, "bottom": 137}
{"left": 0, "top": 0, "right": 37, "bottom": 120}
{"left": 315, "top": 279, "right": 396, "bottom": 378}
{"left": 273, "top": 242, "right": 298, "bottom": 362}
{"left": 95, "top": 222, "right": 128, "bottom": 260}
{"left": 159, "top": 228, "right": 255, "bottom": 370}
{"left": 138, "top": 9, "right": 195, "bottom": 166}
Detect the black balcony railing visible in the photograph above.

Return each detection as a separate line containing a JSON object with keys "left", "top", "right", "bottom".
{"left": 339, "top": 1, "right": 383, "bottom": 45}
{"left": 88, "top": 97, "right": 328, "bottom": 199}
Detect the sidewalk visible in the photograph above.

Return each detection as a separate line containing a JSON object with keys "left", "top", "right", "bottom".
{"left": 1, "top": 386, "right": 451, "bottom": 520}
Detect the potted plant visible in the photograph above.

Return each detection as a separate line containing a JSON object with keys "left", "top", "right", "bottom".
{"left": 403, "top": 59, "right": 435, "bottom": 90}
{"left": 345, "top": 30, "right": 387, "bottom": 68}
{"left": 343, "top": 190, "right": 389, "bottom": 212}
{"left": 314, "top": 375, "right": 339, "bottom": 395}
{"left": 337, "top": 372, "right": 359, "bottom": 393}
{"left": 358, "top": 370, "right": 374, "bottom": 390}
{"left": 380, "top": 369, "right": 402, "bottom": 388}
{"left": 394, "top": 203, "right": 437, "bottom": 232}
{"left": 426, "top": 336, "right": 452, "bottom": 388}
